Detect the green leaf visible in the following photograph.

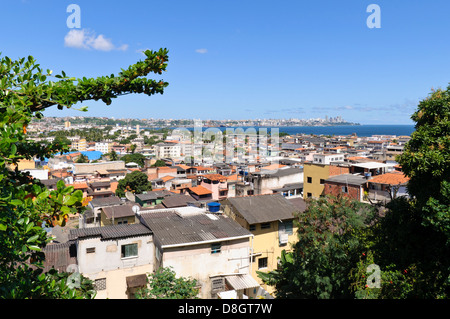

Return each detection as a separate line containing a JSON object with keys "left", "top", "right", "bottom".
{"left": 37, "top": 190, "right": 50, "bottom": 201}
{"left": 57, "top": 179, "right": 65, "bottom": 190}
{"left": 62, "top": 186, "right": 74, "bottom": 195}
{"left": 61, "top": 206, "right": 71, "bottom": 214}
{"left": 28, "top": 245, "right": 41, "bottom": 252}
{"left": 10, "top": 199, "right": 23, "bottom": 206}
{"left": 63, "top": 195, "right": 78, "bottom": 206}
{"left": 27, "top": 234, "right": 39, "bottom": 243}
{"left": 25, "top": 222, "right": 34, "bottom": 233}
{"left": 10, "top": 143, "right": 17, "bottom": 156}
{"left": 0, "top": 223, "right": 6, "bottom": 231}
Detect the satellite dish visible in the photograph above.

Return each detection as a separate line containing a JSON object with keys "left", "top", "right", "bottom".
{"left": 132, "top": 205, "right": 140, "bottom": 214}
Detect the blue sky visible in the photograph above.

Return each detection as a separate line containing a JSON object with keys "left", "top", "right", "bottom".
{"left": 2, "top": 0, "right": 450, "bottom": 124}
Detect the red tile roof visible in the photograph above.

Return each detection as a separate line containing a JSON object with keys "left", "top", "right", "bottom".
{"left": 202, "top": 174, "right": 228, "bottom": 181}
{"left": 369, "top": 171, "right": 409, "bottom": 185}
{"left": 188, "top": 185, "right": 213, "bottom": 195}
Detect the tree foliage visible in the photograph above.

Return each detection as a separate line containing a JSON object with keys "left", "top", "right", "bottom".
{"left": 135, "top": 267, "right": 199, "bottom": 299}
{"left": 370, "top": 87, "right": 450, "bottom": 298}
{"left": 115, "top": 170, "right": 152, "bottom": 198}
{"left": 151, "top": 159, "right": 167, "bottom": 167}
{"left": 258, "top": 195, "right": 379, "bottom": 299}
{"left": 0, "top": 48, "right": 169, "bottom": 298}
{"left": 75, "top": 153, "right": 89, "bottom": 163}
{"left": 120, "top": 153, "right": 146, "bottom": 167}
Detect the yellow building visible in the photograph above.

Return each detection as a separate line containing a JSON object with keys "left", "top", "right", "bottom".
{"left": 71, "top": 138, "right": 87, "bottom": 151}
{"left": 8, "top": 158, "right": 36, "bottom": 171}
{"left": 221, "top": 193, "right": 304, "bottom": 295}
{"left": 303, "top": 163, "right": 350, "bottom": 199}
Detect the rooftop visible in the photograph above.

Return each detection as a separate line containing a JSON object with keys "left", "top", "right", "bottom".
{"left": 162, "top": 193, "right": 196, "bottom": 208}
{"left": 223, "top": 193, "right": 300, "bottom": 224}
{"left": 139, "top": 208, "right": 252, "bottom": 247}
{"left": 89, "top": 196, "right": 121, "bottom": 208}
{"left": 351, "top": 162, "right": 395, "bottom": 170}
{"left": 189, "top": 185, "right": 213, "bottom": 196}
{"left": 202, "top": 174, "right": 228, "bottom": 181}
{"left": 69, "top": 223, "right": 152, "bottom": 241}
{"left": 135, "top": 190, "right": 172, "bottom": 201}
{"left": 252, "top": 167, "right": 303, "bottom": 178}
{"left": 101, "top": 204, "right": 140, "bottom": 219}
{"left": 368, "top": 171, "right": 410, "bottom": 185}
{"left": 325, "top": 174, "right": 368, "bottom": 186}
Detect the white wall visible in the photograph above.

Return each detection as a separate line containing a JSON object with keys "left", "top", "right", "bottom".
{"left": 161, "top": 237, "right": 252, "bottom": 299}
{"left": 77, "top": 234, "right": 154, "bottom": 299}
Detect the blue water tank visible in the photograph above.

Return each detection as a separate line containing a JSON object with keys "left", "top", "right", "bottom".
{"left": 208, "top": 202, "right": 221, "bottom": 213}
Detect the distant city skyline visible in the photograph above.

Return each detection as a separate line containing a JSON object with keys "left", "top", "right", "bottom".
{"left": 45, "top": 114, "right": 354, "bottom": 123}
{"left": 4, "top": 1, "right": 450, "bottom": 124}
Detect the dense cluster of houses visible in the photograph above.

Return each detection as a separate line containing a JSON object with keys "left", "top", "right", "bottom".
{"left": 16, "top": 128, "right": 411, "bottom": 299}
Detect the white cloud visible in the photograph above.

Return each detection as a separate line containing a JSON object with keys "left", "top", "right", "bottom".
{"left": 64, "top": 29, "right": 128, "bottom": 52}
{"left": 195, "top": 48, "right": 208, "bottom": 54}
{"left": 64, "top": 29, "right": 89, "bottom": 49}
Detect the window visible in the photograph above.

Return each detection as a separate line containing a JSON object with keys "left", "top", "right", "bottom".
{"left": 249, "top": 225, "right": 256, "bottom": 231}
{"left": 279, "top": 220, "right": 293, "bottom": 235}
{"left": 86, "top": 247, "right": 96, "bottom": 254}
{"left": 211, "top": 243, "right": 221, "bottom": 254}
{"left": 258, "top": 257, "right": 268, "bottom": 269}
{"left": 320, "top": 179, "right": 325, "bottom": 185}
{"left": 121, "top": 243, "right": 138, "bottom": 258}
{"left": 261, "top": 223, "right": 271, "bottom": 229}
{"left": 211, "top": 278, "right": 224, "bottom": 292}
{"left": 307, "top": 192, "right": 312, "bottom": 198}
{"left": 342, "top": 186, "right": 348, "bottom": 193}
{"left": 307, "top": 176, "right": 312, "bottom": 183}
{"left": 94, "top": 278, "right": 106, "bottom": 291}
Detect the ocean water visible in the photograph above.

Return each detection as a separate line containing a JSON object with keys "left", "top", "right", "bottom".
{"left": 178, "top": 125, "right": 415, "bottom": 137}
{"left": 265, "top": 125, "right": 415, "bottom": 137}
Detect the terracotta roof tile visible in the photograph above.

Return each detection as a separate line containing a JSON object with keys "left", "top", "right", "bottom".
{"left": 72, "top": 182, "right": 88, "bottom": 189}
{"left": 203, "top": 174, "right": 228, "bottom": 181}
{"left": 369, "top": 171, "right": 409, "bottom": 185}
{"left": 188, "top": 185, "right": 213, "bottom": 195}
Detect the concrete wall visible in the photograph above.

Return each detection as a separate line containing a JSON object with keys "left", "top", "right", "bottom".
{"left": 222, "top": 204, "right": 298, "bottom": 295}
{"left": 161, "top": 237, "right": 252, "bottom": 299}
{"left": 253, "top": 171, "right": 303, "bottom": 195}
{"left": 77, "top": 234, "right": 154, "bottom": 299}
{"left": 74, "top": 161, "right": 125, "bottom": 175}
{"left": 323, "top": 182, "right": 363, "bottom": 201}
{"left": 303, "top": 163, "right": 350, "bottom": 199}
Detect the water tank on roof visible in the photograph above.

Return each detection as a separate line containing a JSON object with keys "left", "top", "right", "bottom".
{"left": 208, "top": 202, "right": 221, "bottom": 213}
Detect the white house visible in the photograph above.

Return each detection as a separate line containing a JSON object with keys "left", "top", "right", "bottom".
{"left": 312, "top": 153, "right": 345, "bottom": 165}
{"left": 137, "top": 206, "right": 260, "bottom": 299}
{"left": 94, "top": 142, "right": 110, "bottom": 154}
{"left": 68, "top": 223, "right": 154, "bottom": 299}
{"left": 155, "top": 142, "right": 181, "bottom": 159}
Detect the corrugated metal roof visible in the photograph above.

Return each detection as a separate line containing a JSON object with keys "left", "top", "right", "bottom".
{"left": 162, "top": 194, "right": 196, "bottom": 208}
{"left": 223, "top": 193, "right": 298, "bottom": 225}
{"left": 102, "top": 204, "right": 139, "bottom": 219}
{"left": 42, "top": 241, "right": 77, "bottom": 273}
{"left": 225, "top": 274, "right": 260, "bottom": 290}
{"left": 139, "top": 209, "right": 252, "bottom": 247}
{"left": 69, "top": 223, "right": 152, "bottom": 241}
